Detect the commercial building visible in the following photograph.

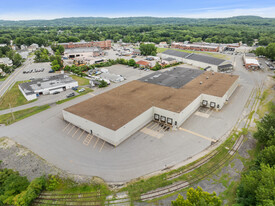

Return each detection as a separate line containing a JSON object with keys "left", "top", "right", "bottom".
{"left": 136, "top": 60, "right": 151, "bottom": 68}
{"left": 100, "top": 73, "right": 125, "bottom": 83}
{"left": 243, "top": 53, "right": 259, "bottom": 70}
{"left": 160, "top": 49, "right": 233, "bottom": 72}
{"left": 171, "top": 42, "right": 220, "bottom": 52}
{"left": 64, "top": 47, "right": 103, "bottom": 59}
{"left": 59, "top": 40, "right": 112, "bottom": 50}
{"left": 19, "top": 74, "right": 78, "bottom": 101}
{"left": 63, "top": 67, "right": 239, "bottom": 146}
{"left": 161, "top": 57, "right": 177, "bottom": 65}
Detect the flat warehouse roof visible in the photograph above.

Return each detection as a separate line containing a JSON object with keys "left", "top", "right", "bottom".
{"left": 64, "top": 68, "right": 238, "bottom": 131}
{"left": 139, "top": 67, "right": 204, "bottom": 89}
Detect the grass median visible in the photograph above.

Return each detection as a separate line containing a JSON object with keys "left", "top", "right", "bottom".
{"left": 0, "top": 105, "right": 50, "bottom": 125}
{"left": 0, "top": 81, "right": 37, "bottom": 110}
{"left": 70, "top": 75, "right": 90, "bottom": 86}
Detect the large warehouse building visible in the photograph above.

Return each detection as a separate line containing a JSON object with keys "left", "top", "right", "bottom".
{"left": 159, "top": 50, "right": 233, "bottom": 72}
{"left": 63, "top": 67, "right": 239, "bottom": 146}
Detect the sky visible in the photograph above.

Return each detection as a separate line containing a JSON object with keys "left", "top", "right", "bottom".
{"left": 0, "top": 0, "right": 275, "bottom": 20}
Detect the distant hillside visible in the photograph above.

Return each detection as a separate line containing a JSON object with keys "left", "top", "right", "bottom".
{"left": 0, "top": 16, "right": 275, "bottom": 27}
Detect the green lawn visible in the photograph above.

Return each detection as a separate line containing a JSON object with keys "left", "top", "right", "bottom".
{"left": 0, "top": 81, "right": 37, "bottom": 111}
{"left": 0, "top": 105, "right": 50, "bottom": 125}
{"left": 157, "top": 48, "right": 229, "bottom": 60}
{"left": 56, "top": 87, "right": 93, "bottom": 104}
{"left": 70, "top": 75, "right": 90, "bottom": 86}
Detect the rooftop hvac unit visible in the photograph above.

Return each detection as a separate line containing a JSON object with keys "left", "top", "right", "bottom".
{"left": 210, "top": 102, "right": 216, "bottom": 108}
{"left": 202, "top": 100, "right": 208, "bottom": 106}
{"left": 200, "top": 81, "right": 203, "bottom": 84}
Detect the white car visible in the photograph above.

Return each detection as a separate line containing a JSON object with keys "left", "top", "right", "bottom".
{"left": 78, "top": 88, "right": 85, "bottom": 92}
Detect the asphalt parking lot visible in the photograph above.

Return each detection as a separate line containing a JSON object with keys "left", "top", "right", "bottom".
{"left": 102, "top": 64, "right": 154, "bottom": 81}
{"left": 15, "top": 62, "right": 54, "bottom": 81}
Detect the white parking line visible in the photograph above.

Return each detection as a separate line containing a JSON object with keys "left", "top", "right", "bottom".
{"left": 67, "top": 125, "right": 75, "bottom": 135}
{"left": 77, "top": 130, "right": 85, "bottom": 140}
{"left": 72, "top": 128, "right": 79, "bottom": 138}
{"left": 62, "top": 123, "right": 71, "bottom": 131}
{"left": 99, "top": 141, "right": 105, "bottom": 152}
{"left": 93, "top": 137, "right": 100, "bottom": 148}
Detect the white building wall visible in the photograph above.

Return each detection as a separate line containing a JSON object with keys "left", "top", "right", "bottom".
{"left": 18, "top": 85, "right": 37, "bottom": 101}
{"left": 115, "top": 108, "right": 154, "bottom": 145}
{"left": 184, "top": 59, "right": 218, "bottom": 72}
{"left": 63, "top": 110, "right": 117, "bottom": 145}
{"left": 177, "top": 95, "right": 202, "bottom": 126}
{"left": 153, "top": 107, "right": 180, "bottom": 125}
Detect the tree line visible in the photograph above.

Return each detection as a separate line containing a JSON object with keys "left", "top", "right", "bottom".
{"left": 0, "top": 22, "right": 275, "bottom": 47}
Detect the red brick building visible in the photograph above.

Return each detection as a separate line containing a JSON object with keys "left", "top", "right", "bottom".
{"left": 59, "top": 40, "right": 111, "bottom": 50}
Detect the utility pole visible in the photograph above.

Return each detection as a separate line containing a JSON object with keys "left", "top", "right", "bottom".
{"left": 9, "top": 103, "right": 15, "bottom": 121}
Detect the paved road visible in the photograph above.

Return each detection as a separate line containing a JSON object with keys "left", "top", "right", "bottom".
{"left": 0, "top": 58, "right": 33, "bottom": 98}
{"left": 0, "top": 54, "right": 270, "bottom": 183}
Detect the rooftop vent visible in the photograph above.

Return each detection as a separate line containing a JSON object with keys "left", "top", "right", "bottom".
{"left": 212, "top": 72, "right": 214, "bottom": 75}
{"left": 200, "top": 81, "right": 203, "bottom": 84}
{"left": 206, "top": 76, "right": 209, "bottom": 79}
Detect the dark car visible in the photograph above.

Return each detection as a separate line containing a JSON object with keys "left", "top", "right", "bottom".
{"left": 66, "top": 93, "right": 75, "bottom": 98}
{"left": 52, "top": 91, "right": 60, "bottom": 95}
{"left": 49, "top": 70, "right": 55, "bottom": 73}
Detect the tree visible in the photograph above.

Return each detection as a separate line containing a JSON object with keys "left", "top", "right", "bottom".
{"left": 236, "top": 164, "right": 275, "bottom": 206}
{"left": 0, "top": 169, "right": 29, "bottom": 205}
{"left": 256, "top": 145, "right": 275, "bottom": 167}
{"left": 254, "top": 47, "right": 266, "bottom": 57}
{"left": 152, "top": 62, "right": 162, "bottom": 71}
{"left": 254, "top": 114, "right": 275, "bottom": 147}
{"left": 98, "top": 80, "right": 108, "bottom": 88}
{"left": 139, "top": 44, "right": 157, "bottom": 56}
{"left": 171, "top": 187, "right": 222, "bottom": 206}
{"left": 128, "top": 59, "right": 136, "bottom": 66}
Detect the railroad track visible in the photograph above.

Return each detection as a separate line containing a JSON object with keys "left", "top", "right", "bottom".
{"left": 140, "top": 134, "right": 245, "bottom": 201}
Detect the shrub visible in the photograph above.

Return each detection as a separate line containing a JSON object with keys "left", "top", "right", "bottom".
{"left": 13, "top": 176, "right": 46, "bottom": 206}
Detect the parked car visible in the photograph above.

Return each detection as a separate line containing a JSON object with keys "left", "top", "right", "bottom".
{"left": 49, "top": 70, "right": 55, "bottom": 73}
{"left": 131, "top": 55, "right": 137, "bottom": 58}
{"left": 66, "top": 93, "right": 75, "bottom": 98}
{"left": 52, "top": 91, "right": 60, "bottom": 95}
{"left": 78, "top": 88, "right": 85, "bottom": 93}
{"left": 72, "top": 86, "right": 78, "bottom": 91}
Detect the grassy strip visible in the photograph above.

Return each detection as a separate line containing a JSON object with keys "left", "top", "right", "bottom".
{"left": 56, "top": 87, "right": 93, "bottom": 105}
{"left": 70, "top": 75, "right": 90, "bottom": 86}
{"left": 0, "top": 81, "right": 37, "bottom": 110}
{"left": 35, "top": 177, "right": 111, "bottom": 205}
{"left": 0, "top": 105, "right": 50, "bottom": 125}
{"left": 157, "top": 48, "right": 229, "bottom": 60}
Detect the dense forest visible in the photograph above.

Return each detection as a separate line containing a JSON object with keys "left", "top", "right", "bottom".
{"left": 0, "top": 16, "right": 275, "bottom": 46}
